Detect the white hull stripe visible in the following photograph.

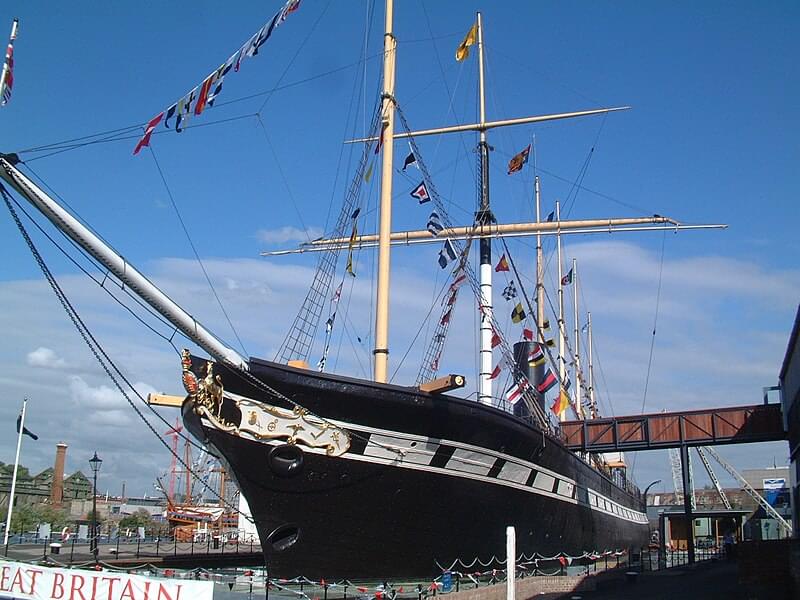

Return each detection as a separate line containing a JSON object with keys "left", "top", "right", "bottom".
{"left": 205, "top": 399, "right": 647, "bottom": 525}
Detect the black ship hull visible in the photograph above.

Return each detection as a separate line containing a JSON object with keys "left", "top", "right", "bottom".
{"left": 182, "top": 356, "right": 648, "bottom": 578}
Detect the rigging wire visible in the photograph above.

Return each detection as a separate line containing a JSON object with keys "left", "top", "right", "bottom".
{"left": 632, "top": 228, "right": 668, "bottom": 471}
{"left": 16, "top": 55, "right": 384, "bottom": 159}
{"left": 1, "top": 184, "right": 245, "bottom": 519}
{"left": 3, "top": 170, "right": 413, "bottom": 509}
{"left": 24, "top": 115, "right": 259, "bottom": 163}
{"left": 0, "top": 181, "right": 210, "bottom": 452}
{"left": 256, "top": 0, "right": 333, "bottom": 116}
{"left": 8, "top": 193, "right": 181, "bottom": 350}
{"left": 147, "top": 146, "right": 248, "bottom": 357}
{"left": 255, "top": 116, "right": 315, "bottom": 244}
{"left": 0, "top": 176, "right": 222, "bottom": 449}
{"left": 417, "top": 0, "right": 477, "bottom": 369}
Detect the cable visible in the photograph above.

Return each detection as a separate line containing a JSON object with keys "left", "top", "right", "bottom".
{"left": 1, "top": 184, "right": 246, "bottom": 519}
{"left": 147, "top": 146, "right": 248, "bottom": 357}
{"left": 632, "top": 228, "right": 667, "bottom": 473}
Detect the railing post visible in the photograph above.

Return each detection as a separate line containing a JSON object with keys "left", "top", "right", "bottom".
{"left": 136, "top": 537, "right": 140, "bottom": 559}
{"left": 156, "top": 537, "right": 160, "bottom": 557}
{"left": 191, "top": 536, "right": 194, "bottom": 556}
{"left": 70, "top": 536, "right": 75, "bottom": 564}
{"left": 116, "top": 534, "right": 120, "bottom": 556}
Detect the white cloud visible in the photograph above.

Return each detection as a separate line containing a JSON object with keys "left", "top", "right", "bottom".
{"left": 256, "top": 225, "right": 324, "bottom": 245}
{"left": 26, "top": 347, "right": 67, "bottom": 369}
{"left": 0, "top": 240, "right": 796, "bottom": 496}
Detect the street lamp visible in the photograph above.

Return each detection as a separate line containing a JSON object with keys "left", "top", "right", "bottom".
{"left": 89, "top": 452, "right": 102, "bottom": 564}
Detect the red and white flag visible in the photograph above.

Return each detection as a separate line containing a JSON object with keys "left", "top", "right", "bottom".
{"left": 504, "top": 377, "right": 529, "bottom": 405}
{"left": 410, "top": 181, "right": 431, "bottom": 204}
{"left": 133, "top": 112, "right": 165, "bottom": 155}
{"left": 1, "top": 19, "right": 19, "bottom": 107}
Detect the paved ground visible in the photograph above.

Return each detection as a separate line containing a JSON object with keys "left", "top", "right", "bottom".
{"left": 559, "top": 559, "right": 788, "bottom": 600}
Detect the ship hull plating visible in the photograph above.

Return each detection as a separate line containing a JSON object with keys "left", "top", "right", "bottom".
{"left": 183, "top": 356, "right": 648, "bottom": 578}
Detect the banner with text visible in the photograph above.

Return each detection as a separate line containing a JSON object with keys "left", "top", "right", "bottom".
{"left": 0, "top": 560, "right": 213, "bottom": 600}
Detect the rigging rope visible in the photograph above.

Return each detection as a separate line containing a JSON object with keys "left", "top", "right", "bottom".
{"left": 0, "top": 175, "right": 212, "bottom": 449}
{"left": 640, "top": 229, "right": 667, "bottom": 416}
{"left": 147, "top": 146, "right": 248, "bottom": 357}
{"left": 1, "top": 183, "right": 247, "bottom": 520}
{"left": 394, "top": 103, "right": 549, "bottom": 429}
{"left": 276, "top": 100, "right": 383, "bottom": 364}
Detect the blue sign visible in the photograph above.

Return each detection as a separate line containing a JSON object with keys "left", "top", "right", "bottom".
{"left": 441, "top": 571, "right": 452, "bottom": 592}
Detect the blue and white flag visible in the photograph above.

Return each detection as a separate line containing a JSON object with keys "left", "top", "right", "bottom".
{"left": 438, "top": 239, "right": 457, "bottom": 269}
{"left": 427, "top": 211, "right": 443, "bottom": 236}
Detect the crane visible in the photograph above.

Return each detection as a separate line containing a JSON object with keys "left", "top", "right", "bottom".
{"left": 163, "top": 417, "right": 183, "bottom": 503}
{"left": 701, "top": 446, "right": 792, "bottom": 536}
{"left": 668, "top": 447, "right": 696, "bottom": 510}
{"left": 695, "top": 447, "right": 731, "bottom": 510}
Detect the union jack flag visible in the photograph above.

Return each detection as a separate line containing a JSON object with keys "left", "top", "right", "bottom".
{"left": 1, "top": 20, "right": 18, "bottom": 107}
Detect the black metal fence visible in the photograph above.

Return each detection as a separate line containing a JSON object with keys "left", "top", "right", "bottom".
{"left": 3, "top": 531, "right": 262, "bottom": 564}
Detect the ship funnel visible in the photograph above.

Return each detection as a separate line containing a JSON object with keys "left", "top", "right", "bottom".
{"left": 512, "top": 342, "right": 544, "bottom": 418}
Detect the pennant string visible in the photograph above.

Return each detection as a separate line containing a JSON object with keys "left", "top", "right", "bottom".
{"left": 133, "top": 0, "right": 304, "bottom": 154}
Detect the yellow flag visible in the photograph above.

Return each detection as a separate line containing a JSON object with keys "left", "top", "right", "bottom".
{"left": 455, "top": 23, "right": 477, "bottom": 61}
{"left": 346, "top": 223, "right": 357, "bottom": 277}
{"left": 364, "top": 161, "right": 374, "bottom": 183}
{"left": 551, "top": 387, "right": 570, "bottom": 416}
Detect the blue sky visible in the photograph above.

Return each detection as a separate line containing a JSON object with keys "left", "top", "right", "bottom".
{"left": 0, "top": 1, "right": 798, "bottom": 502}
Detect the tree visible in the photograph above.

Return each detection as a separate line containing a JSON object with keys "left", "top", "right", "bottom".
{"left": 118, "top": 509, "right": 153, "bottom": 534}
{"left": 9, "top": 504, "right": 38, "bottom": 533}
{"left": 7, "top": 503, "right": 67, "bottom": 533}
{"left": 36, "top": 505, "right": 68, "bottom": 530}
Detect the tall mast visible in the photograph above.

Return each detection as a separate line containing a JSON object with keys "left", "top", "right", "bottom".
{"left": 535, "top": 176, "right": 545, "bottom": 345}
{"left": 571, "top": 258, "right": 584, "bottom": 419}
{"left": 556, "top": 201, "right": 567, "bottom": 420}
{"left": 476, "top": 12, "right": 493, "bottom": 405}
{"left": 373, "top": 0, "right": 397, "bottom": 383}
{"left": 587, "top": 311, "right": 596, "bottom": 418}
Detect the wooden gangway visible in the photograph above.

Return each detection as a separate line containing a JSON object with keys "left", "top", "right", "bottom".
{"left": 559, "top": 402, "right": 785, "bottom": 452}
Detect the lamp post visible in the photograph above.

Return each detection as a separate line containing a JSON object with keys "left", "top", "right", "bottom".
{"left": 89, "top": 452, "right": 102, "bottom": 564}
